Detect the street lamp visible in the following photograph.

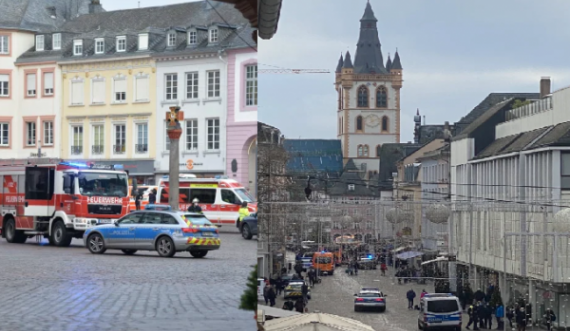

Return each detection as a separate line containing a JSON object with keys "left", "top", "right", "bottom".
{"left": 426, "top": 204, "right": 451, "bottom": 224}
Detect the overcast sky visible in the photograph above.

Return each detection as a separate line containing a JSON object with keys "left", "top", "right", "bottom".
{"left": 258, "top": 0, "right": 570, "bottom": 141}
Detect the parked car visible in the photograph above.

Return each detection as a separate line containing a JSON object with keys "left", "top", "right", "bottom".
{"left": 240, "top": 213, "right": 257, "bottom": 240}
{"left": 354, "top": 288, "right": 386, "bottom": 312}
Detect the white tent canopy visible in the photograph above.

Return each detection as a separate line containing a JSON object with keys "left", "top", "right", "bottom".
{"left": 421, "top": 256, "right": 449, "bottom": 266}
{"left": 258, "top": 306, "right": 300, "bottom": 321}
{"left": 263, "top": 312, "right": 375, "bottom": 331}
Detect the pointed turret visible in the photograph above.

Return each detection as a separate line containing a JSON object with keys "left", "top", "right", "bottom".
{"left": 335, "top": 53, "right": 344, "bottom": 73}
{"left": 353, "top": 2, "right": 387, "bottom": 74}
{"left": 386, "top": 54, "right": 392, "bottom": 71}
{"left": 392, "top": 50, "right": 403, "bottom": 70}
{"left": 343, "top": 51, "right": 353, "bottom": 69}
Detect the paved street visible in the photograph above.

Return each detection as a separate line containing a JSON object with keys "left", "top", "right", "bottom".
{"left": 0, "top": 231, "right": 256, "bottom": 331}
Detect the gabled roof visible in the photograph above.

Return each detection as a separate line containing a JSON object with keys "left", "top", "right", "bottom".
{"left": 283, "top": 139, "right": 343, "bottom": 175}
{"left": 328, "top": 159, "right": 374, "bottom": 197}
{"left": 455, "top": 93, "right": 540, "bottom": 135}
{"left": 453, "top": 99, "right": 514, "bottom": 140}
{"left": 0, "top": 0, "right": 96, "bottom": 32}
{"left": 529, "top": 121, "right": 570, "bottom": 148}
{"left": 377, "top": 143, "right": 421, "bottom": 190}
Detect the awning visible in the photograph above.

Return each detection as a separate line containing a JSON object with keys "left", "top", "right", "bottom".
{"left": 395, "top": 251, "right": 424, "bottom": 260}
{"left": 391, "top": 246, "right": 408, "bottom": 253}
{"left": 421, "top": 256, "right": 449, "bottom": 265}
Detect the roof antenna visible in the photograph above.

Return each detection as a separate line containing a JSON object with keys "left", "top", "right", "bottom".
{"left": 138, "top": 1, "right": 141, "bottom": 8}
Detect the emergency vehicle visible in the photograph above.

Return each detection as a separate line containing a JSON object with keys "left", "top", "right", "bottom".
{"left": 0, "top": 159, "right": 130, "bottom": 247}
{"left": 156, "top": 176, "right": 256, "bottom": 226}
{"left": 128, "top": 185, "right": 158, "bottom": 211}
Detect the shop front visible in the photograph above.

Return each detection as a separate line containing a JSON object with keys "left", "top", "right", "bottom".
{"left": 68, "top": 159, "right": 156, "bottom": 185}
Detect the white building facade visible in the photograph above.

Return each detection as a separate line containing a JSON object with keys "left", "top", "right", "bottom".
{"left": 154, "top": 53, "right": 228, "bottom": 182}
{"left": 450, "top": 78, "right": 570, "bottom": 327}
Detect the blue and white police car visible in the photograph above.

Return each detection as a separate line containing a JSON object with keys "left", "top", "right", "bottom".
{"left": 83, "top": 205, "right": 220, "bottom": 258}
{"left": 418, "top": 293, "right": 462, "bottom": 331}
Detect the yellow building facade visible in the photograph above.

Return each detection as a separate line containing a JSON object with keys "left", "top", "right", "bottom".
{"left": 60, "top": 57, "right": 157, "bottom": 184}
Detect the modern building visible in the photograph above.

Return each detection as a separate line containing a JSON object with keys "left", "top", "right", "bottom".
{"left": 0, "top": 0, "right": 96, "bottom": 160}
{"left": 335, "top": 2, "right": 403, "bottom": 178}
{"left": 450, "top": 79, "right": 570, "bottom": 323}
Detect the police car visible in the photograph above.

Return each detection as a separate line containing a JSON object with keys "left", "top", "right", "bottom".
{"left": 358, "top": 255, "right": 377, "bottom": 270}
{"left": 284, "top": 280, "right": 311, "bottom": 300}
{"left": 83, "top": 205, "right": 220, "bottom": 258}
{"left": 418, "top": 293, "right": 462, "bottom": 331}
{"left": 354, "top": 288, "right": 386, "bottom": 312}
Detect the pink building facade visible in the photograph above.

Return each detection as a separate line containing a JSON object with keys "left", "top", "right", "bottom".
{"left": 226, "top": 48, "right": 257, "bottom": 197}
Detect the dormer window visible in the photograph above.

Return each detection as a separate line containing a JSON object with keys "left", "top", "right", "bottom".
{"left": 36, "top": 35, "right": 44, "bottom": 51}
{"left": 116, "top": 36, "right": 126, "bottom": 52}
{"left": 188, "top": 31, "right": 197, "bottom": 45}
{"left": 73, "top": 40, "right": 83, "bottom": 56}
{"left": 209, "top": 28, "right": 218, "bottom": 43}
{"left": 167, "top": 32, "right": 176, "bottom": 47}
{"left": 348, "top": 184, "right": 355, "bottom": 191}
{"left": 52, "top": 33, "right": 61, "bottom": 50}
{"left": 138, "top": 33, "right": 148, "bottom": 50}
{"left": 95, "top": 38, "right": 104, "bottom": 54}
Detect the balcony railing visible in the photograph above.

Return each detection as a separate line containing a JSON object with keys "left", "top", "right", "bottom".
{"left": 71, "top": 146, "right": 83, "bottom": 155}
{"left": 506, "top": 97, "right": 552, "bottom": 121}
{"left": 135, "top": 144, "right": 148, "bottom": 153}
{"left": 92, "top": 145, "right": 104, "bottom": 154}
{"left": 113, "top": 145, "right": 126, "bottom": 154}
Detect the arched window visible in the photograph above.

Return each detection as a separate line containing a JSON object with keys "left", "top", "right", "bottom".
{"left": 376, "top": 145, "right": 382, "bottom": 157}
{"left": 357, "top": 86, "right": 368, "bottom": 107}
{"left": 363, "top": 145, "right": 369, "bottom": 157}
{"left": 357, "top": 145, "right": 363, "bottom": 157}
{"left": 376, "top": 87, "right": 387, "bottom": 108}
{"left": 356, "top": 115, "right": 363, "bottom": 131}
{"left": 382, "top": 116, "right": 389, "bottom": 132}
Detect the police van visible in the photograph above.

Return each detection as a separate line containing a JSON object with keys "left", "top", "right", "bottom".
{"left": 418, "top": 293, "right": 462, "bottom": 331}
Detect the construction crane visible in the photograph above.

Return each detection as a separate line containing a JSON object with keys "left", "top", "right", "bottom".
{"left": 259, "top": 69, "right": 330, "bottom": 74}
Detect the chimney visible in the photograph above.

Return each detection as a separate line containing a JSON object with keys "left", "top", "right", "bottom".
{"left": 89, "top": 0, "right": 103, "bottom": 14}
{"left": 540, "top": 77, "right": 551, "bottom": 98}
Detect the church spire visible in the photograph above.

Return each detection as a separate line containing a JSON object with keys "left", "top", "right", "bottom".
{"left": 392, "top": 50, "right": 403, "bottom": 70}
{"left": 343, "top": 51, "right": 353, "bottom": 69}
{"left": 386, "top": 53, "right": 392, "bottom": 71}
{"left": 335, "top": 53, "right": 344, "bottom": 73}
{"left": 353, "top": 2, "right": 386, "bottom": 74}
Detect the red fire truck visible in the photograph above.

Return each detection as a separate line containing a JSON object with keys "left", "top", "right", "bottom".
{"left": 157, "top": 176, "right": 257, "bottom": 226}
{"left": 0, "top": 159, "right": 130, "bottom": 247}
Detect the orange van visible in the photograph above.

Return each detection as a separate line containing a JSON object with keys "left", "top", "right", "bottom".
{"left": 312, "top": 252, "right": 335, "bottom": 276}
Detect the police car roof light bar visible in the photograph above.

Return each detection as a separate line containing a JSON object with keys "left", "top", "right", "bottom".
{"left": 145, "top": 204, "right": 172, "bottom": 211}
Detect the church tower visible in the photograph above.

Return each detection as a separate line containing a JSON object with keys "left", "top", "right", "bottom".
{"left": 335, "top": 1, "right": 403, "bottom": 179}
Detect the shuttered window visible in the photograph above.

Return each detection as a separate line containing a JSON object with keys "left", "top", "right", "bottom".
{"left": 92, "top": 79, "right": 105, "bottom": 104}
{"left": 135, "top": 75, "right": 149, "bottom": 102}
{"left": 44, "top": 72, "right": 54, "bottom": 95}
{"left": 26, "top": 74, "right": 36, "bottom": 96}
{"left": 114, "top": 78, "right": 126, "bottom": 102}
{"left": 71, "top": 80, "right": 84, "bottom": 105}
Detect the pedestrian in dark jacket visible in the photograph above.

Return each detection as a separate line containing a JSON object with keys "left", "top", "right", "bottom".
{"left": 474, "top": 289, "right": 485, "bottom": 302}
{"left": 148, "top": 188, "right": 157, "bottom": 204}
{"left": 295, "top": 298, "right": 304, "bottom": 313}
{"left": 544, "top": 308, "right": 556, "bottom": 331}
{"left": 301, "top": 283, "right": 309, "bottom": 304}
{"left": 267, "top": 285, "right": 276, "bottom": 307}
{"left": 406, "top": 289, "right": 416, "bottom": 309}
{"left": 483, "top": 303, "right": 493, "bottom": 329}
{"left": 506, "top": 306, "right": 515, "bottom": 328}
{"left": 263, "top": 286, "right": 269, "bottom": 305}
{"left": 516, "top": 307, "right": 526, "bottom": 331}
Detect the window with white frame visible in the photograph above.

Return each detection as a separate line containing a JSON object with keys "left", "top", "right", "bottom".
{"left": 116, "top": 36, "right": 126, "bottom": 52}
{"left": 136, "top": 123, "right": 148, "bottom": 153}
{"left": 43, "top": 121, "right": 53, "bottom": 145}
{"left": 26, "top": 73, "right": 36, "bottom": 96}
{"left": 113, "top": 76, "right": 126, "bottom": 103}
{"left": 70, "top": 78, "right": 84, "bottom": 105}
{"left": 71, "top": 126, "right": 83, "bottom": 155}
{"left": 165, "top": 74, "right": 177, "bottom": 100}
{"left": 44, "top": 72, "right": 54, "bottom": 95}
{"left": 26, "top": 121, "right": 36, "bottom": 146}
{"left": 114, "top": 124, "right": 126, "bottom": 154}
{"left": 206, "top": 118, "right": 220, "bottom": 150}
{"left": 52, "top": 33, "right": 61, "bottom": 50}
{"left": 562, "top": 153, "right": 570, "bottom": 189}
{"left": 185, "top": 119, "right": 198, "bottom": 150}
{"left": 0, "top": 123, "right": 8, "bottom": 146}
{"left": 207, "top": 70, "right": 220, "bottom": 98}
{"left": 0, "top": 35, "right": 9, "bottom": 54}
{"left": 186, "top": 72, "right": 198, "bottom": 99}
{"left": 0, "top": 74, "right": 8, "bottom": 97}
{"left": 165, "top": 121, "right": 170, "bottom": 151}
{"left": 134, "top": 74, "right": 149, "bottom": 102}
{"left": 245, "top": 64, "right": 257, "bottom": 106}
{"left": 92, "top": 125, "right": 104, "bottom": 154}
{"left": 188, "top": 31, "right": 197, "bottom": 45}
{"left": 167, "top": 32, "right": 176, "bottom": 47}
{"left": 36, "top": 35, "right": 44, "bottom": 51}
{"left": 91, "top": 77, "right": 105, "bottom": 104}
{"left": 209, "top": 28, "right": 218, "bottom": 43}
{"left": 73, "top": 40, "right": 83, "bottom": 56}
{"left": 138, "top": 34, "right": 148, "bottom": 50}
{"left": 95, "top": 38, "right": 105, "bottom": 54}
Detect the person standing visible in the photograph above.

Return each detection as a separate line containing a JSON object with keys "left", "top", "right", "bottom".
{"left": 420, "top": 289, "right": 427, "bottom": 299}
{"left": 495, "top": 303, "right": 504, "bottom": 330}
{"left": 148, "top": 188, "right": 157, "bottom": 205}
{"left": 237, "top": 201, "right": 250, "bottom": 228}
{"left": 134, "top": 190, "right": 142, "bottom": 210}
{"left": 544, "top": 308, "right": 556, "bottom": 331}
{"left": 307, "top": 269, "right": 315, "bottom": 286}
{"left": 263, "top": 285, "right": 270, "bottom": 305}
{"left": 187, "top": 198, "right": 203, "bottom": 213}
{"left": 516, "top": 306, "right": 526, "bottom": 331}
{"left": 301, "top": 282, "right": 309, "bottom": 305}
{"left": 267, "top": 285, "right": 276, "bottom": 307}
{"left": 466, "top": 305, "right": 475, "bottom": 330}
{"left": 295, "top": 298, "right": 304, "bottom": 313}
{"left": 380, "top": 262, "right": 387, "bottom": 276}
{"left": 406, "top": 289, "right": 416, "bottom": 309}
{"left": 483, "top": 303, "right": 493, "bottom": 329}
{"left": 506, "top": 306, "right": 514, "bottom": 329}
